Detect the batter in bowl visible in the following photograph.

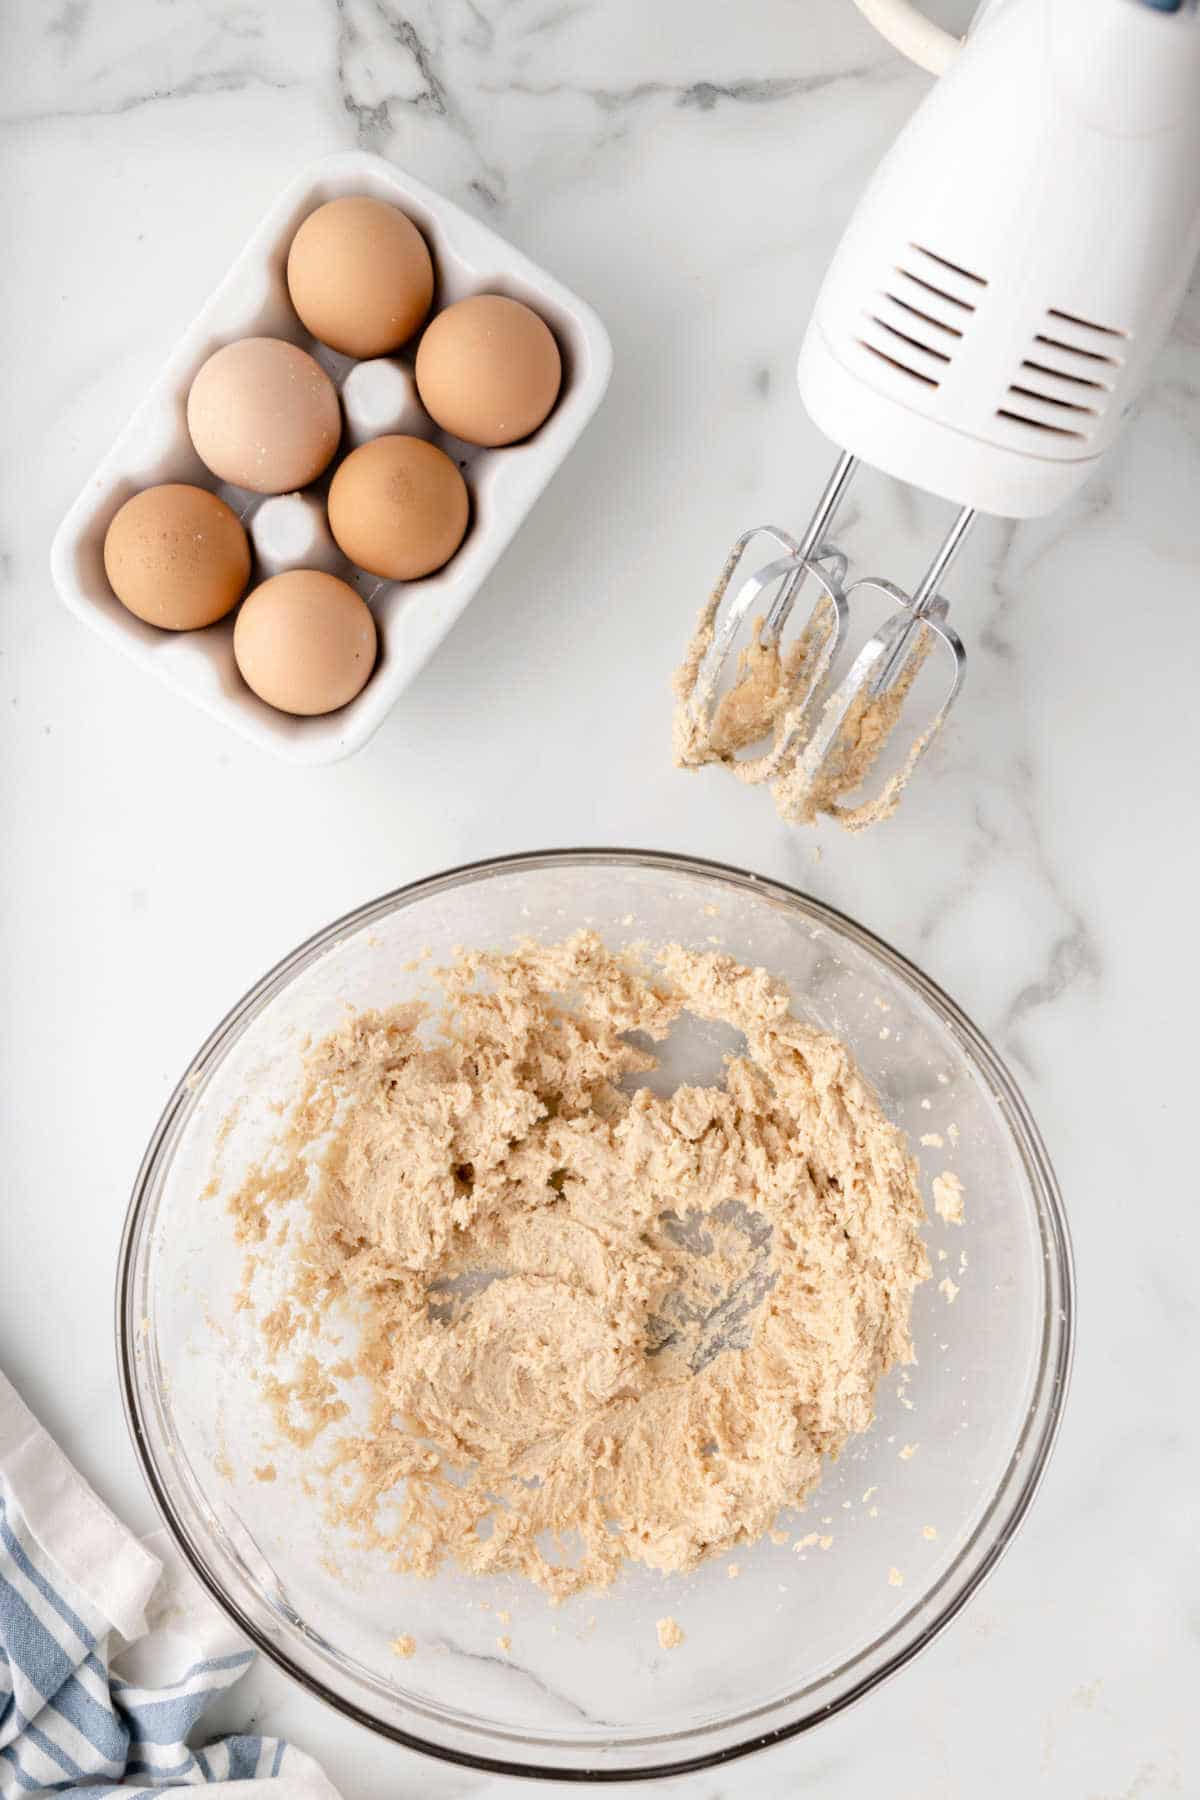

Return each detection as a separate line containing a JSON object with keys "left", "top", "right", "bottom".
{"left": 229, "top": 933, "right": 929, "bottom": 1601}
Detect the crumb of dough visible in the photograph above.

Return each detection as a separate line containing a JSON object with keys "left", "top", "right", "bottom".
{"left": 253, "top": 1462, "right": 277, "bottom": 1483}
{"left": 899, "top": 1443, "right": 918, "bottom": 1460}
{"left": 939, "top": 1277, "right": 960, "bottom": 1304}
{"left": 933, "top": 1170, "right": 965, "bottom": 1226}
{"left": 769, "top": 1528, "right": 790, "bottom": 1546}
{"left": 920, "top": 1132, "right": 944, "bottom": 1149}
{"left": 888, "top": 1567, "right": 905, "bottom": 1587}
{"left": 868, "top": 1506, "right": 879, "bottom": 1517}
{"left": 818, "top": 1534, "right": 833, "bottom": 1550}
{"left": 672, "top": 580, "right": 838, "bottom": 773}
{"left": 920, "top": 1098, "right": 932, "bottom": 1111}
{"left": 770, "top": 629, "right": 937, "bottom": 832}
{"left": 496, "top": 1609, "right": 510, "bottom": 1625}
{"left": 922, "top": 1525, "right": 938, "bottom": 1540}
{"left": 226, "top": 933, "right": 929, "bottom": 1602}
{"left": 390, "top": 1635, "right": 416, "bottom": 1659}
{"left": 496, "top": 1636, "right": 511, "bottom": 1653}
{"left": 794, "top": 1532, "right": 819, "bottom": 1551}
{"left": 672, "top": 577, "right": 931, "bottom": 836}
{"left": 708, "top": 632, "right": 789, "bottom": 757}
{"left": 728, "top": 1563, "right": 740, "bottom": 1578}
{"left": 656, "top": 1616, "right": 684, "bottom": 1651}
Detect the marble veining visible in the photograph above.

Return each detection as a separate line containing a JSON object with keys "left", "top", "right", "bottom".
{"left": 1, "top": 0, "right": 1196, "bottom": 1793}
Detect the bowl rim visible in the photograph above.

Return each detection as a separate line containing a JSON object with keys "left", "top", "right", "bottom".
{"left": 116, "top": 846, "right": 1075, "bottom": 1783}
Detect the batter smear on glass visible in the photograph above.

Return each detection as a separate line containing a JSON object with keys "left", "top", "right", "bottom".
{"left": 229, "top": 933, "right": 929, "bottom": 1601}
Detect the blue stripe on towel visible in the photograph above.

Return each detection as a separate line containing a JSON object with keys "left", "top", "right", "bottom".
{"left": 0, "top": 1743, "right": 44, "bottom": 1793}
{"left": 0, "top": 1571, "right": 76, "bottom": 1700}
{"left": 20, "top": 1718, "right": 83, "bottom": 1780}
{"left": 0, "top": 1516, "right": 96, "bottom": 1652}
{"left": 49, "top": 1670, "right": 130, "bottom": 1764}
{"left": 0, "top": 1466, "right": 311, "bottom": 1798}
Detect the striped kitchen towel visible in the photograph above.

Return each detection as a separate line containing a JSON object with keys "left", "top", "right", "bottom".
{"left": 0, "top": 1370, "right": 340, "bottom": 1799}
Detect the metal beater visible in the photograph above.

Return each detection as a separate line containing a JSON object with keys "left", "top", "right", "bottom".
{"left": 677, "top": 0, "right": 1200, "bottom": 824}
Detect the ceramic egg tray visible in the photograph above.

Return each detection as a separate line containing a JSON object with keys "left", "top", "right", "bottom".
{"left": 49, "top": 151, "right": 613, "bottom": 765}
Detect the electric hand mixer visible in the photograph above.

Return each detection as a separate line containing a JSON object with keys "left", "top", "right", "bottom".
{"left": 677, "top": 0, "right": 1200, "bottom": 826}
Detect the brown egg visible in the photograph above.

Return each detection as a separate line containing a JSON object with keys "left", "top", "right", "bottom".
{"left": 186, "top": 338, "right": 340, "bottom": 494}
{"left": 415, "top": 294, "right": 562, "bottom": 447}
{"left": 103, "top": 483, "right": 250, "bottom": 629}
{"left": 286, "top": 196, "right": 435, "bottom": 359}
{"left": 233, "top": 571, "right": 377, "bottom": 716}
{"left": 327, "top": 435, "right": 469, "bottom": 580}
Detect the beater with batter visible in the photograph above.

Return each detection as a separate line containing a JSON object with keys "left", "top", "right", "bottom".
{"left": 675, "top": 0, "right": 1200, "bottom": 827}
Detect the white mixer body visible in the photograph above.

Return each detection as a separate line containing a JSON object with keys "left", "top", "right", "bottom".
{"left": 798, "top": 0, "right": 1200, "bottom": 518}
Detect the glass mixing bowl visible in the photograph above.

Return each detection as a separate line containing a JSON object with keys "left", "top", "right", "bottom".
{"left": 117, "top": 850, "right": 1073, "bottom": 1781}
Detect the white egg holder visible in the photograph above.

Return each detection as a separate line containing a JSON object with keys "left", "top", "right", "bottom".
{"left": 49, "top": 151, "right": 613, "bottom": 765}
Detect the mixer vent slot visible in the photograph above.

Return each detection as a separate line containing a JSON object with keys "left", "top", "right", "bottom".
{"left": 856, "top": 339, "right": 940, "bottom": 388}
{"left": 894, "top": 243, "right": 986, "bottom": 315}
{"left": 909, "top": 243, "right": 988, "bottom": 288}
{"left": 857, "top": 246, "right": 988, "bottom": 390}
{"left": 1046, "top": 306, "right": 1127, "bottom": 340}
{"left": 885, "top": 294, "right": 964, "bottom": 341}
{"left": 857, "top": 313, "right": 946, "bottom": 385}
{"left": 867, "top": 313, "right": 951, "bottom": 365}
{"left": 1021, "top": 358, "right": 1107, "bottom": 393}
{"left": 997, "top": 307, "right": 1130, "bottom": 442}
{"left": 996, "top": 409, "right": 1087, "bottom": 441}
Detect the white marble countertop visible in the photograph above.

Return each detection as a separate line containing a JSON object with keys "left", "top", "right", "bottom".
{"left": 1, "top": 0, "right": 1196, "bottom": 1794}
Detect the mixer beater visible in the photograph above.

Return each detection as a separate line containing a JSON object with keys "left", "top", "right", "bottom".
{"left": 675, "top": 0, "right": 1200, "bottom": 827}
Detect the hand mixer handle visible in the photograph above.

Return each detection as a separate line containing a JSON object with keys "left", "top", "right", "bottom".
{"left": 850, "top": 0, "right": 963, "bottom": 75}
{"left": 852, "top": 0, "right": 1199, "bottom": 76}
